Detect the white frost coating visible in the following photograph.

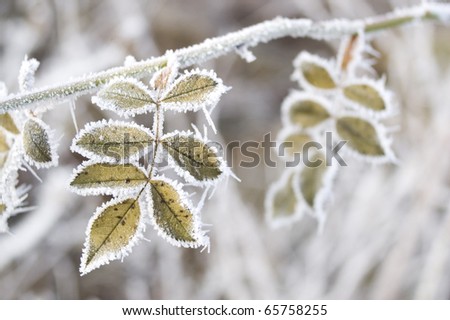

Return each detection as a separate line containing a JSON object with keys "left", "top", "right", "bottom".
{"left": 68, "top": 159, "right": 148, "bottom": 197}
{"left": 70, "top": 118, "right": 154, "bottom": 163}
{"left": 336, "top": 31, "right": 367, "bottom": 77}
{"left": 124, "top": 55, "right": 137, "bottom": 66}
{"left": 18, "top": 56, "right": 40, "bottom": 92}
{"left": 235, "top": 45, "right": 256, "bottom": 63}
{"left": 291, "top": 51, "right": 339, "bottom": 93}
{"left": 21, "top": 117, "right": 59, "bottom": 169}
{"left": 425, "top": 1, "right": 450, "bottom": 22}
{"left": 332, "top": 112, "right": 397, "bottom": 164}
{"left": 0, "top": 82, "right": 7, "bottom": 98}
{"left": 145, "top": 176, "right": 210, "bottom": 250}
{"left": 174, "top": 17, "right": 361, "bottom": 68}
{"left": 91, "top": 77, "right": 156, "bottom": 118}
{"left": 79, "top": 195, "right": 147, "bottom": 275}
{"left": 160, "top": 69, "right": 230, "bottom": 113}
{"left": 160, "top": 130, "right": 229, "bottom": 187}
{"left": 149, "top": 54, "right": 180, "bottom": 94}
{"left": 265, "top": 167, "right": 305, "bottom": 229}
{"left": 281, "top": 90, "right": 335, "bottom": 128}
{"left": 338, "top": 76, "right": 397, "bottom": 119}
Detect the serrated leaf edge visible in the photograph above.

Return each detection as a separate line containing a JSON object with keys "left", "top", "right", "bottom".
{"left": 91, "top": 77, "right": 156, "bottom": 118}
{"left": 70, "top": 119, "right": 154, "bottom": 163}
{"left": 79, "top": 195, "right": 147, "bottom": 275}
{"left": 21, "top": 117, "right": 59, "bottom": 169}
{"left": 145, "top": 175, "right": 209, "bottom": 249}
{"left": 69, "top": 159, "right": 148, "bottom": 197}
{"left": 161, "top": 130, "right": 227, "bottom": 186}
{"left": 160, "top": 68, "right": 230, "bottom": 112}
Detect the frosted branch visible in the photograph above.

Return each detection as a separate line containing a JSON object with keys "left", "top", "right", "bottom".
{"left": 0, "top": 3, "right": 448, "bottom": 114}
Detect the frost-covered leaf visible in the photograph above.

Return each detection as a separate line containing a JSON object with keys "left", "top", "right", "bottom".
{"left": 22, "top": 117, "right": 58, "bottom": 168}
{"left": 343, "top": 83, "right": 386, "bottom": 112}
{"left": 80, "top": 197, "right": 144, "bottom": 275}
{"left": 292, "top": 52, "right": 337, "bottom": 90}
{"left": 281, "top": 91, "right": 331, "bottom": 128}
{"left": 92, "top": 78, "right": 155, "bottom": 117}
{"left": 265, "top": 169, "right": 303, "bottom": 228}
{"left": 161, "top": 131, "right": 223, "bottom": 185}
{"left": 71, "top": 119, "right": 154, "bottom": 162}
{"left": 148, "top": 178, "right": 207, "bottom": 247}
{"left": 0, "top": 113, "right": 20, "bottom": 134}
{"left": 160, "top": 69, "right": 228, "bottom": 112}
{"left": 336, "top": 116, "right": 385, "bottom": 157}
{"left": 0, "top": 130, "right": 9, "bottom": 152}
{"left": 299, "top": 151, "right": 337, "bottom": 226}
{"left": 150, "top": 61, "right": 179, "bottom": 92}
{"left": 277, "top": 127, "right": 314, "bottom": 159}
{"left": 300, "top": 152, "right": 327, "bottom": 208}
{"left": 70, "top": 161, "right": 148, "bottom": 196}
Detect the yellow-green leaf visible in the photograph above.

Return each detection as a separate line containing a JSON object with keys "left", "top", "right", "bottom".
{"left": 300, "top": 62, "right": 336, "bottom": 89}
{"left": 93, "top": 78, "right": 155, "bottom": 116}
{"left": 72, "top": 120, "right": 154, "bottom": 161}
{"left": 0, "top": 113, "right": 19, "bottom": 134}
{"left": 0, "top": 130, "right": 9, "bottom": 152}
{"left": 343, "top": 84, "right": 386, "bottom": 111}
{"left": 150, "top": 179, "right": 201, "bottom": 246}
{"left": 161, "top": 70, "right": 225, "bottom": 111}
{"left": 336, "top": 116, "right": 385, "bottom": 156}
{"left": 282, "top": 132, "right": 313, "bottom": 157}
{"left": 0, "top": 203, "right": 6, "bottom": 215}
{"left": 271, "top": 173, "right": 297, "bottom": 219}
{"left": 22, "top": 118, "right": 54, "bottom": 165}
{"left": 300, "top": 152, "right": 327, "bottom": 208}
{"left": 70, "top": 162, "right": 148, "bottom": 195}
{"left": 81, "top": 197, "right": 141, "bottom": 275}
{"left": 288, "top": 99, "right": 330, "bottom": 127}
{"left": 161, "top": 133, "right": 222, "bottom": 183}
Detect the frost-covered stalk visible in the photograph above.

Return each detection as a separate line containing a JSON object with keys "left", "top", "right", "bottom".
{"left": 0, "top": 2, "right": 449, "bottom": 114}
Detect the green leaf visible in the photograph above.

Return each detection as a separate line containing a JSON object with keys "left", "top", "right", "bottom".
{"left": 149, "top": 179, "right": 203, "bottom": 247}
{"left": 70, "top": 162, "right": 148, "bottom": 196}
{"left": 265, "top": 169, "right": 303, "bottom": 228}
{"left": 22, "top": 118, "right": 55, "bottom": 167}
{"left": 282, "top": 132, "right": 313, "bottom": 156}
{"left": 288, "top": 98, "right": 330, "bottom": 127}
{"left": 161, "top": 133, "right": 223, "bottom": 184}
{"left": 80, "top": 197, "right": 142, "bottom": 275}
{"left": 161, "top": 70, "right": 226, "bottom": 111}
{"left": 0, "top": 113, "right": 19, "bottom": 134}
{"left": 300, "top": 61, "right": 336, "bottom": 89}
{"left": 72, "top": 120, "right": 154, "bottom": 161}
{"left": 0, "top": 130, "right": 9, "bottom": 152}
{"left": 336, "top": 116, "right": 385, "bottom": 156}
{"left": 300, "top": 152, "right": 327, "bottom": 208}
{"left": 0, "top": 203, "right": 6, "bottom": 215}
{"left": 92, "top": 78, "right": 155, "bottom": 116}
{"left": 343, "top": 84, "right": 386, "bottom": 111}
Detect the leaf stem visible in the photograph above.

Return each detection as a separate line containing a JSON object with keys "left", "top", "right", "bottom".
{"left": 0, "top": 3, "right": 449, "bottom": 114}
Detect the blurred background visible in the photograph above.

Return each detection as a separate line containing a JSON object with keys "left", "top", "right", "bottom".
{"left": 1, "top": 0, "right": 450, "bottom": 299}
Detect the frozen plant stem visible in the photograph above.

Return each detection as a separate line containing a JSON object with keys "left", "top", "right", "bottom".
{"left": 0, "top": 3, "right": 449, "bottom": 114}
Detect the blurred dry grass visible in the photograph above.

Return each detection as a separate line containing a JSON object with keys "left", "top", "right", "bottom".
{"left": 0, "top": 0, "right": 450, "bottom": 299}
